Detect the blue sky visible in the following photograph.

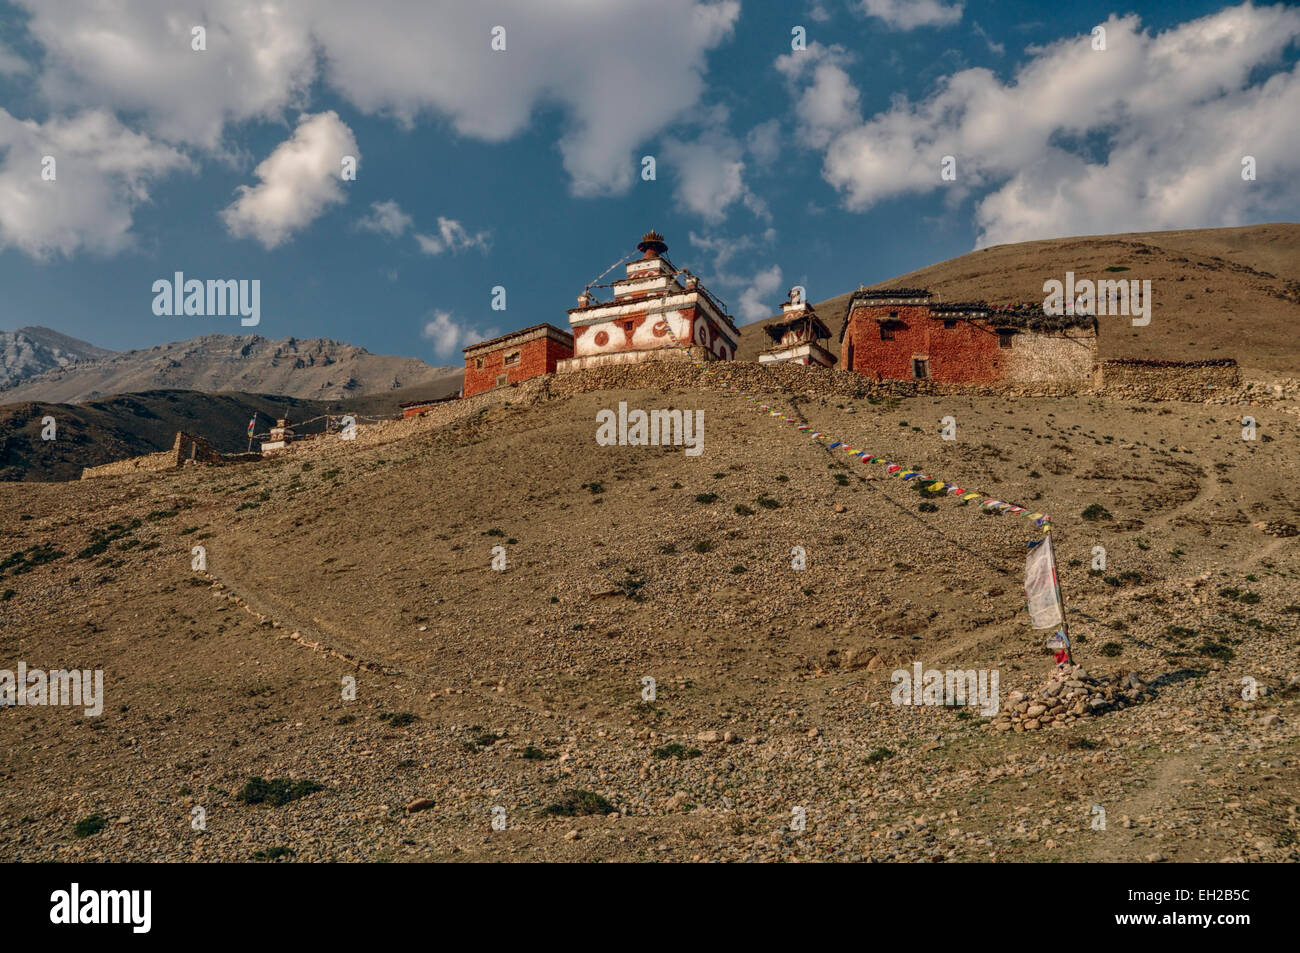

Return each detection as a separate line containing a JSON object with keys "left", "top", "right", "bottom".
{"left": 1, "top": 1, "right": 1297, "bottom": 366}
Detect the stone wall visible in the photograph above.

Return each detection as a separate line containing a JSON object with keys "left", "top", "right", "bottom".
{"left": 80, "top": 448, "right": 182, "bottom": 480}
{"left": 1005, "top": 329, "right": 1097, "bottom": 385}
{"left": 1100, "top": 359, "right": 1240, "bottom": 401}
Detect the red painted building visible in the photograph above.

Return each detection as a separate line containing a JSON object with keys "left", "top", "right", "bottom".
{"left": 840, "top": 288, "right": 1098, "bottom": 385}
{"left": 462, "top": 323, "right": 573, "bottom": 397}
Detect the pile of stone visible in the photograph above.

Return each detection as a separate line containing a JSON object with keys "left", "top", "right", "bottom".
{"left": 986, "top": 665, "right": 1150, "bottom": 732}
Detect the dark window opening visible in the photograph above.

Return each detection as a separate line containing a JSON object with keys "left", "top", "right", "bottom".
{"left": 998, "top": 330, "right": 1014, "bottom": 349}
{"left": 943, "top": 319, "right": 957, "bottom": 329}
{"left": 474, "top": 357, "right": 484, "bottom": 370}
{"left": 503, "top": 350, "right": 521, "bottom": 366}
{"left": 912, "top": 358, "right": 930, "bottom": 380}
{"left": 880, "top": 325, "right": 894, "bottom": 341}
{"left": 496, "top": 373, "right": 509, "bottom": 387}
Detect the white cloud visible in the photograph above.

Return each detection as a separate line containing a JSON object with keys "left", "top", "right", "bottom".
{"left": 23, "top": 0, "right": 316, "bottom": 151}
{"left": 0, "top": 39, "right": 29, "bottom": 75}
{"left": 357, "top": 199, "right": 413, "bottom": 238}
{"left": 860, "top": 0, "right": 964, "bottom": 30}
{"left": 0, "top": 109, "right": 190, "bottom": 258}
{"left": 746, "top": 119, "right": 782, "bottom": 167}
{"left": 775, "top": 43, "right": 861, "bottom": 149}
{"left": 688, "top": 230, "right": 784, "bottom": 321}
{"left": 421, "top": 310, "right": 495, "bottom": 358}
{"left": 14, "top": 0, "right": 739, "bottom": 197}
{"left": 736, "top": 263, "right": 785, "bottom": 322}
{"left": 221, "top": 111, "right": 358, "bottom": 248}
{"left": 414, "top": 217, "right": 490, "bottom": 256}
{"left": 663, "top": 132, "right": 765, "bottom": 223}
{"left": 787, "top": 5, "right": 1300, "bottom": 245}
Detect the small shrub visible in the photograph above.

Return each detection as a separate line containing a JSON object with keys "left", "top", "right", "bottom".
{"left": 652, "top": 743, "right": 702, "bottom": 760}
{"left": 734, "top": 504, "right": 755, "bottom": 516}
{"left": 695, "top": 493, "right": 718, "bottom": 504}
{"left": 73, "top": 813, "right": 107, "bottom": 838}
{"left": 379, "top": 712, "right": 418, "bottom": 727}
{"left": 865, "top": 747, "right": 894, "bottom": 765}
{"left": 252, "top": 845, "right": 296, "bottom": 862}
{"left": 544, "top": 789, "right": 615, "bottom": 817}
{"left": 1081, "top": 504, "right": 1112, "bottom": 521}
{"left": 1099, "top": 641, "right": 1123, "bottom": 657}
{"left": 236, "top": 777, "right": 325, "bottom": 806}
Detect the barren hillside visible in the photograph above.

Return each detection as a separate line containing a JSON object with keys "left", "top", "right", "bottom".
{"left": 739, "top": 224, "right": 1300, "bottom": 376}
{"left": 1, "top": 369, "right": 1296, "bottom": 861}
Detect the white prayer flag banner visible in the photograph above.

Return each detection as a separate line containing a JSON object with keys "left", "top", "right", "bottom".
{"left": 1025, "top": 535, "right": 1064, "bottom": 629}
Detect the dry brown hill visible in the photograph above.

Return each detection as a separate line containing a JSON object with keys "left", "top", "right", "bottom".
{"left": 1, "top": 368, "right": 1296, "bottom": 861}
{"left": 738, "top": 223, "right": 1300, "bottom": 376}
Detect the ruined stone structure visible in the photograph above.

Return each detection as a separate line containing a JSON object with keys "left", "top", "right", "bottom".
{"left": 462, "top": 323, "right": 573, "bottom": 398}
{"left": 557, "top": 230, "right": 739, "bottom": 372}
{"left": 81, "top": 431, "right": 230, "bottom": 479}
{"left": 759, "top": 289, "right": 836, "bottom": 368}
{"left": 840, "top": 289, "right": 1097, "bottom": 387}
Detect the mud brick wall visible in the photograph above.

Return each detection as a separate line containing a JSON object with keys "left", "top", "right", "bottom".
{"left": 464, "top": 335, "right": 568, "bottom": 397}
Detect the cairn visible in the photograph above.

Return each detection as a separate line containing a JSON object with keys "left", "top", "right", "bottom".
{"left": 986, "top": 664, "right": 1150, "bottom": 732}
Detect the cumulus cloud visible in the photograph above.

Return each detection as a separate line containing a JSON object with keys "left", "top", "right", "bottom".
{"left": 221, "top": 111, "right": 358, "bottom": 248}
{"left": 0, "top": 39, "right": 29, "bottom": 75}
{"left": 662, "top": 131, "right": 767, "bottom": 223}
{"left": 689, "top": 230, "right": 784, "bottom": 321}
{"left": 859, "top": 0, "right": 964, "bottom": 30}
{"left": 414, "top": 217, "right": 490, "bottom": 255}
{"left": 421, "top": 310, "right": 495, "bottom": 358}
{"left": 786, "top": 4, "right": 1300, "bottom": 245}
{"left": 0, "top": 109, "right": 190, "bottom": 258}
{"left": 23, "top": 0, "right": 316, "bottom": 151}
{"left": 14, "top": 0, "right": 739, "bottom": 196}
{"left": 356, "top": 199, "right": 413, "bottom": 238}
{"left": 775, "top": 43, "right": 861, "bottom": 149}
{"left": 736, "top": 263, "right": 785, "bottom": 322}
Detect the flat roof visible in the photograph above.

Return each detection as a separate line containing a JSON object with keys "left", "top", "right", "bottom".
{"left": 462, "top": 322, "right": 573, "bottom": 354}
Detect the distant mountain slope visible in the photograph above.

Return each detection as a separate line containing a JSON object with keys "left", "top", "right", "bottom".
{"left": 0, "top": 332, "right": 463, "bottom": 403}
{"left": 0, "top": 326, "right": 115, "bottom": 389}
{"left": 0, "top": 391, "right": 340, "bottom": 482}
{"left": 0, "top": 380, "right": 471, "bottom": 482}
{"left": 738, "top": 223, "right": 1300, "bottom": 375}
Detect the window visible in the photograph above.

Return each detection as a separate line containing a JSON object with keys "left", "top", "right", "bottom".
{"left": 880, "top": 324, "right": 894, "bottom": 341}
{"left": 998, "top": 330, "right": 1014, "bottom": 349}
{"left": 889, "top": 311, "right": 898, "bottom": 318}
{"left": 496, "top": 374, "right": 509, "bottom": 387}
{"left": 845, "top": 343, "right": 854, "bottom": 368}
{"left": 474, "top": 357, "right": 484, "bottom": 370}
{"left": 624, "top": 320, "right": 635, "bottom": 332}
{"left": 912, "top": 358, "right": 930, "bottom": 380}
{"left": 503, "top": 350, "right": 521, "bottom": 366}
{"left": 943, "top": 319, "right": 957, "bottom": 329}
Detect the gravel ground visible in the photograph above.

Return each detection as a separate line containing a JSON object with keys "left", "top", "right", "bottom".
{"left": 1, "top": 382, "right": 1296, "bottom": 862}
